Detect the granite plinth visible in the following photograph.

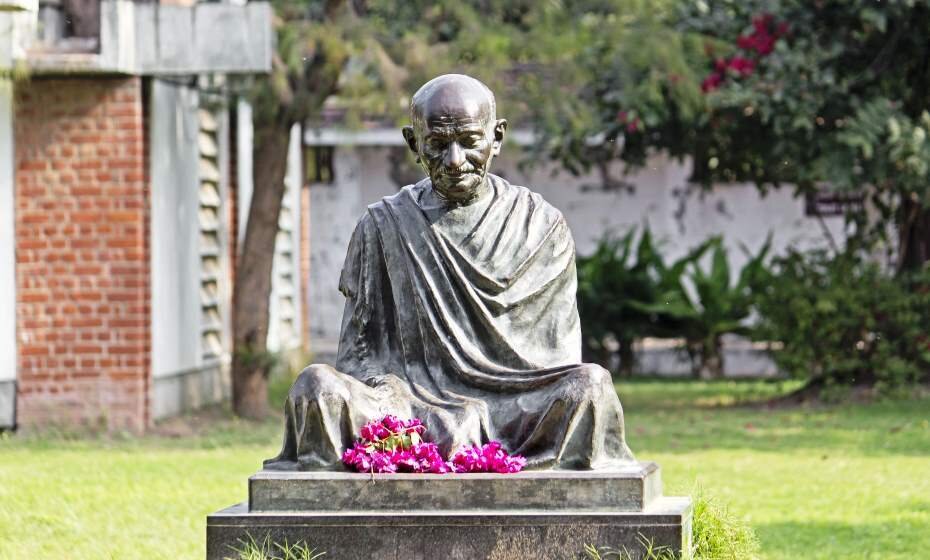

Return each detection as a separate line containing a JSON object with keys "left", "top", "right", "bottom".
{"left": 249, "top": 462, "right": 661, "bottom": 513}
{"left": 207, "top": 497, "right": 692, "bottom": 560}
{"left": 208, "top": 462, "right": 692, "bottom": 559}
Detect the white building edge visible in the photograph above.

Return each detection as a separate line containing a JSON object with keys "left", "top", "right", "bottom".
{"left": 0, "top": 0, "right": 283, "bottom": 427}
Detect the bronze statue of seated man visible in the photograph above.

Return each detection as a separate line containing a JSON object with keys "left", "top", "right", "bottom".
{"left": 266, "top": 74, "right": 634, "bottom": 471}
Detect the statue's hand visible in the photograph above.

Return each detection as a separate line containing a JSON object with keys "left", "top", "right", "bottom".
{"left": 363, "top": 374, "right": 388, "bottom": 388}
{"left": 362, "top": 373, "right": 401, "bottom": 389}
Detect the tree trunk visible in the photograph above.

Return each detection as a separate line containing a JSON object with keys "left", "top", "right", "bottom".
{"left": 617, "top": 337, "right": 635, "bottom": 378}
{"left": 230, "top": 114, "right": 295, "bottom": 419}
{"left": 897, "top": 198, "right": 930, "bottom": 271}
{"left": 690, "top": 336, "right": 724, "bottom": 379}
{"left": 698, "top": 335, "right": 724, "bottom": 380}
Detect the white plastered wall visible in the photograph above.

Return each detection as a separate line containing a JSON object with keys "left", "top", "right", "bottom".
{"left": 306, "top": 144, "right": 846, "bottom": 372}
{"left": 149, "top": 80, "right": 202, "bottom": 379}
{"left": 0, "top": 78, "right": 16, "bottom": 427}
{"left": 235, "top": 98, "right": 253, "bottom": 246}
{"left": 150, "top": 80, "right": 238, "bottom": 419}
{"left": 1, "top": 6, "right": 37, "bottom": 428}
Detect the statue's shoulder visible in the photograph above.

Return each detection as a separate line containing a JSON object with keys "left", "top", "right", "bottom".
{"left": 493, "top": 175, "right": 566, "bottom": 227}
{"left": 348, "top": 181, "right": 427, "bottom": 234}
{"left": 364, "top": 180, "right": 428, "bottom": 215}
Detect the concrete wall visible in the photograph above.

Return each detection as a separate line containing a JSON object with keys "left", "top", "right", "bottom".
{"left": 150, "top": 78, "right": 225, "bottom": 420}
{"left": 235, "top": 98, "right": 253, "bottom": 247}
{"left": 307, "top": 146, "right": 372, "bottom": 357}
{"left": 0, "top": 79, "right": 15, "bottom": 427}
{"left": 150, "top": 79, "right": 201, "bottom": 380}
{"left": 1, "top": 7, "right": 29, "bottom": 427}
{"left": 148, "top": 80, "right": 234, "bottom": 420}
{"left": 23, "top": 1, "right": 271, "bottom": 75}
{"left": 306, "top": 145, "right": 845, "bottom": 372}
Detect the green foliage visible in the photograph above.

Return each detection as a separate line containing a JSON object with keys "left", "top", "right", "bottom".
{"left": 519, "top": 1, "right": 708, "bottom": 178}
{"left": 577, "top": 229, "right": 770, "bottom": 378}
{"left": 661, "top": 236, "right": 771, "bottom": 379}
{"left": 533, "top": 0, "right": 930, "bottom": 266}
{"left": 755, "top": 249, "right": 930, "bottom": 389}
{"left": 675, "top": 1, "right": 930, "bottom": 194}
{"left": 228, "top": 534, "right": 324, "bottom": 560}
{"left": 233, "top": 346, "right": 281, "bottom": 376}
{"left": 690, "top": 493, "right": 761, "bottom": 559}
{"left": 576, "top": 227, "right": 657, "bottom": 372}
{"left": 576, "top": 226, "right": 712, "bottom": 375}
{"left": 250, "top": 1, "right": 705, "bottom": 134}
{"left": 583, "top": 539, "right": 677, "bottom": 559}
{"left": 584, "top": 493, "right": 760, "bottom": 559}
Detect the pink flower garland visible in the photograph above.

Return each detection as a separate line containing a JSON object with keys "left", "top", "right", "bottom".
{"left": 341, "top": 415, "right": 527, "bottom": 474}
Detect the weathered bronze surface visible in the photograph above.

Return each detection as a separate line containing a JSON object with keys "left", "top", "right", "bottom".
{"left": 266, "top": 74, "right": 635, "bottom": 470}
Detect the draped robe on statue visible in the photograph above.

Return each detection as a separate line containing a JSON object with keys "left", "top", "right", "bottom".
{"left": 265, "top": 175, "right": 634, "bottom": 470}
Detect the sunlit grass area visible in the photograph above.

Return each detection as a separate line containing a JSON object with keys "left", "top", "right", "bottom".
{"left": 0, "top": 378, "right": 928, "bottom": 559}
{"left": 618, "top": 379, "right": 930, "bottom": 560}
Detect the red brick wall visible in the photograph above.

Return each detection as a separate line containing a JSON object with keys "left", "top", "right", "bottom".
{"left": 14, "top": 77, "right": 151, "bottom": 433}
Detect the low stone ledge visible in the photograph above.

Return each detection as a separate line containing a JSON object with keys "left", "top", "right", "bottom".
{"left": 207, "top": 496, "right": 692, "bottom": 560}
{"left": 249, "top": 461, "right": 661, "bottom": 513}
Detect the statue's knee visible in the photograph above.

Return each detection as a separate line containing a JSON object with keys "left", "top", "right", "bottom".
{"left": 290, "top": 364, "right": 339, "bottom": 397}
{"left": 571, "top": 364, "right": 612, "bottom": 400}
{"left": 578, "top": 363, "right": 611, "bottom": 387}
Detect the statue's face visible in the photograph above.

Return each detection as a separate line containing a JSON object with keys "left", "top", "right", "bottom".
{"left": 403, "top": 83, "right": 506, "bottom": 203}
{"left": 416, "top": 108, "right": 494, "bottom": 201}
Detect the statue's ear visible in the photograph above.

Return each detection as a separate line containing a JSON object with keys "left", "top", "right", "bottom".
{"left": 402, "top": 126, "right": 418, "bottom": 155}
{"left": 491, "top": 119, "right": 508, "bottom": 155}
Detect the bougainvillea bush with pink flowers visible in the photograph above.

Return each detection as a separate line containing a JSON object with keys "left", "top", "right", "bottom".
{"left": 341, "top": 415, "right": 527, "bottom": 474}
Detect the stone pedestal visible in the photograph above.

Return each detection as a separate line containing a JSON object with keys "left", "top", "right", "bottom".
{"left": 207, "top": 462, "right": 692, "bottom": 560}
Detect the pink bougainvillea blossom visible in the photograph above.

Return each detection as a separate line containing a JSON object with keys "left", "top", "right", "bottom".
{"left": 702, "top": 13, "right": 788, "bottom": 95}
{"left": 342, "top": 415, "right": 525, "bottom": 475}
{"left": 736, "top": 12, "right": 789, "bottom": 56}
{"left": 701, "top": 71, "right": 724, "bottom": 93}
{"left": 726, "top": 56, "right": 756, "bottom": 77}
{"left": 616, "top": 111, "right": 642, "bottom": 133}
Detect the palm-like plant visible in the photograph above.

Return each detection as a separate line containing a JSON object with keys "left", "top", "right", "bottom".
{"left": 576, "top": 226, "right": 714, "bottom": 376}
{"left": 650, "top": 236, "right": 772, "bottom": 379}
{"left": 577, "top": 229, "right": 651, "bottom": 377}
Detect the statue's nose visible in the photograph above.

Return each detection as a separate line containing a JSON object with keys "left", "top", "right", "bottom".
{"left": 444, "top": 142, "right": 466, "bottom": 169}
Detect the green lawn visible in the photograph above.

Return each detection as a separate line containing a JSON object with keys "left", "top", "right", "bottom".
{"left": 1, "top": 378, "right": 928, "bottom": 559}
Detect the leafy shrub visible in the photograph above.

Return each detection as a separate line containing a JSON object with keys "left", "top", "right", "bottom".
{"left": 755, "top": 250, "right": 930, "bottom": 390}
{"left": 576, "top": 228, "right": 650, "bottom": 375}
{"left": 584, "top": 493, "right": 760, "bottom": 559}
{"left": 690, "top": 493, "right": 761, "bottom": 560}
{"left": 577, "top": 228, "right": 771, "bottom": 378}
{"left": 576, "top": 227, "right": 712, "bottom": 376}
{"left": 647, "top": 236, "right": 771, "bottom": 379}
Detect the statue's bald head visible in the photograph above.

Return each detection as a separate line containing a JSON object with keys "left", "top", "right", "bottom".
{"left": 410, "top": 74, "right": 497, "bottom": 134}
{"left": 402, "top": 74, "right": 507, "bottom": 204}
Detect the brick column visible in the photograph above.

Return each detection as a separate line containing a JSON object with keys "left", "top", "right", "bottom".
{"left": 14, "top": 77, "right": 151, "bottom": 432}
